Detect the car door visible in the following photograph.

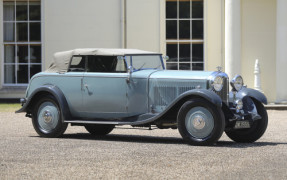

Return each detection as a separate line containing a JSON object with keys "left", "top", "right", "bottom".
{"left": 61, "top": 56, "right": 85, "bottom": 116}
{"left": 81, "top": 56, "right": 128, "bottom": 119}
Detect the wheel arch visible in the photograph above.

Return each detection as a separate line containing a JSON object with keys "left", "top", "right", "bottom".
{"left": 16, "top": 85, "right": 71, "bottom": 120}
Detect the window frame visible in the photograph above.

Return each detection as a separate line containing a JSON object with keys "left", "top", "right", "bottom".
{"left": 68, "top": 55, "right": 129, "bottom": 73}
{"left": 165, "top": 0, "right": 205, "bottom": 71}
{"left": 2, "top": 0, "right": 42, "bottom": 86}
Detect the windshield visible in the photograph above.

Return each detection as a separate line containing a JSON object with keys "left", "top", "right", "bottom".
{"left": 127, "top": 55, "right": 164, "bottom": 71}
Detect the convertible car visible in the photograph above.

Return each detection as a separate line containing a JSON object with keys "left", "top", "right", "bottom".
{"left": 16, "top": 48, "right": 268, "bottom": 146}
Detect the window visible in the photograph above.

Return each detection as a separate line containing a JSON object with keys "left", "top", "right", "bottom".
{"left": 166, "top": 0, "right": 204, "bottom": 70}
{"left": 68, "top": 56, "right": 85, "bottom": 72}
{"left": 3, "top": 0, "right": 41, "bottom": 85}
{"left": 130, "top": 55, "right": 163, "bottom": 70}
{"left": 69, "top": 56, "right": 127, "bottom": 73}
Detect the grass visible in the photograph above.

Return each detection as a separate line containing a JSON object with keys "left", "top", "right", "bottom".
{"left": 0, "top": 103, "right": 21, "bottom": 112}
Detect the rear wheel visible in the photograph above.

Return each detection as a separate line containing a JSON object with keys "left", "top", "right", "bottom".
{"left": 225, "top": 100, "right": 268, "bottom": 143}
{"left": 84, "top": 124, "right": 115, "bottom": 135}
{"left": 32, "top": 95, "right": 68, "bottom": 138}
{"left": 177, "top": 98, "right": 225, "bottom": 146}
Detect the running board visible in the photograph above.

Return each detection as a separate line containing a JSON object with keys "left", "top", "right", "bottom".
{"left": 64, "top": 120, "right": 126, "bottom": 125}
{"left": 64, "top": 113, "right": 159, "bottom": 126}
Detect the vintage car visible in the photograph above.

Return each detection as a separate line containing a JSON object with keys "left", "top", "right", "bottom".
{"left": 16, "top": 48, "right": 268, "bottom": 146}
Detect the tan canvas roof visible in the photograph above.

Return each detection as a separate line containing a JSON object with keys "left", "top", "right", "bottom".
{"left": 45, "top": 48, "right": 160, "bottom": 73}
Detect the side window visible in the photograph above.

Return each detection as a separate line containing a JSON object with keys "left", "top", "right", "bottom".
{"left": 68, "top": 56, "right": 85, "bottom": 72}
{"left": 87, "top": 56, "right": 127, "bottom": 73}
{"left": 115, "top": 58, "right": 127, "bottom": 72}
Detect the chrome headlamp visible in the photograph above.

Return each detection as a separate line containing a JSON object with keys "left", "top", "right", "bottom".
{"left": 211, "top": 76, "right": 224, "bottom": 92}
{"left": 231, "top": 75, "right": 244, "bottom": 91}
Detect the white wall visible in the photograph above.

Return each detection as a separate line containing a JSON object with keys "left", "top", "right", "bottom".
{"left": 126, "top": 0, "right": 162, "bottom": 53}
{"left": 241, "top": 0, "right": 276, "bottom": 102}
{"left": 206, "top": 0, "right": 225, "bottom": 71}
{"left": 43, "top": 0, "right": 122, "bottom": 69}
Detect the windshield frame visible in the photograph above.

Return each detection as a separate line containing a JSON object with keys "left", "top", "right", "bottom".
{"left": 125, "top": 54, "right": 165, "bottom": 71}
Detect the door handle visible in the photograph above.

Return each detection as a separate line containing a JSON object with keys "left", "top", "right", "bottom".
{"left": 84, "top": 84, "right": 93, "bottom": 95}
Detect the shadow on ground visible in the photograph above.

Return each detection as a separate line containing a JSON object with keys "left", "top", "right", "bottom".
{"left": 31, "top": 133, "right": 287, "bottom": 148}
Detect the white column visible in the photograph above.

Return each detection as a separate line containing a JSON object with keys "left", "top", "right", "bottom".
{"left": 225, "top": 0, "right": 241, "bottom": 79}
{"left": 276, "top": 0, "right": 287, "bottom": 103}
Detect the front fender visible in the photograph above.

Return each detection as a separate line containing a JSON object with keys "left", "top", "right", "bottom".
{"left": 232, "top": 87, "right": 267, "bottom": 105}
{"left": 16, "top": 85, "right": 71, "bottom": 120}
{"left": 130, "top": 89, "right": 222, "bottom": 125}
{"left": 177, "top": 89, "right": 222, "bottom": 107}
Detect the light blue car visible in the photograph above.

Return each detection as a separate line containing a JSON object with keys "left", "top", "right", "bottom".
{"left": 16, "top": 48, "right": 268, "bottom": 146}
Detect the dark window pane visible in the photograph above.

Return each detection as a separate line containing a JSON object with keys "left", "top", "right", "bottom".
{"left": 17, "top": 45, "right": 28, "bottom": 63}
{"left": 166, "top": 63, "right": 178, "bottom": 70}
{"left": 192, "top": 63, "right": 203, "bottom": 70}
{"left": 4, "top": 65, "right": 15, "bottom": 84}
{"left": 166, "top": 20, "right": 177, "bottom": 39}
{"left": 4, "top": 23, "right": 15, "bottom": 42}
{"left": 16, "top": 3, "right": 28, "bottom": 21}
{"left": 29, "top": 2, "right": 41, "bottom": 20}
{"left": 30, "top": 45, "right": 41, "bottom": 63}
{"left": 192, "top": 44, "right": 203, "bottom": 62}
{"left": 69, "top": 56, "right": 85, "bottom": 71}
{"left": 166, "top": 1, "right": 177, "bottom": 19}
{"left": 192, "top": 20, "right": 203, "bottom": 39}
{"left": 30, "top": 65, "right": 41, "bottom": 78}
{"left": 179, "top": 63, "right": 191, "bottom": 70}
{"left": 17, "top": 65, "right": 28, "bottom": 83}
{"left": 30, "top": 23, "right": 41, "bottom": 41}
{"left": 179, "top": 1, "right": 190, "bottom": 18}
{"left": 192, "top": 0, "right": 203, "bottom": 18}
{"left": 4, "top": 2, "right": 15, "bottom": 21}
{"left": 17, "top": 23, "right": 28, "bottom": 41}
{"left": 179, "top": 43, "right": 190, "bottom": 62}
{"left": 166, "top": 44, "right": 178, "bottom": 62}
{"left": 4, "top": 45, "right": 15, "bottom": 63}
{"left": 179, "top": 20, "right": 190, "bottom": 39}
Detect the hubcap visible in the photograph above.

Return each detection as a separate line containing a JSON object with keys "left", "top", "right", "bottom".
{"left": 37, "top": 101, "right": 59, "bottom": 133}
{"left": 185, "top": 107, "right": 214, "bottom": 139}
{"left": 43, "top": 110, "right": 52, "bottom": 123}
{"left": 192, "top": 115, "right": 206, "bottom": 130}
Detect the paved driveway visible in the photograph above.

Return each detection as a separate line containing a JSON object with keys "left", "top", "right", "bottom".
{"left": 0, "top": 110, "right": 287, "bottom": 179}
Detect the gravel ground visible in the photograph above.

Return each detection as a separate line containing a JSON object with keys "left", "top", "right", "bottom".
{"left": 0, "top": 110, "right": 287, "bottom": 180}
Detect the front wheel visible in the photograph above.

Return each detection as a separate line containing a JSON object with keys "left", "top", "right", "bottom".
{"left": 177, "top": 98, "right": 225, "bottom": 146}
{"left": 225, "top": 100, "right": 268, "bottom": 143}
{"left": 32, "top": 96, "right": 68, "bottom": 138}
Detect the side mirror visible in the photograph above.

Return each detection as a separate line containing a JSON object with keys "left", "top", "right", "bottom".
{"left": 127, "top": 66, "right": 133, "bottom": 83}
{"left": 163, "top": 56, "right": 169, "bottom": 61}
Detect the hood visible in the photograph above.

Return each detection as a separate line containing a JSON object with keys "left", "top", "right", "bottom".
{"left": 149, "top": 70, "right": 214, "bottom": 80}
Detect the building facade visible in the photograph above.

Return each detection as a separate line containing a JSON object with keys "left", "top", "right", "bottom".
{"left": 0, "top": 0, "right": 286, "bottom": 103}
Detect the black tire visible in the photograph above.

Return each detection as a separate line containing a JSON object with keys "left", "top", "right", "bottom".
{"left": 225, "top": 100, "right": 268, "bottom": 143}
{"left": 84, "top": 124, "right": 115, "bottom": 135}
{"left": 32, "top": 95, "right": 68, "bottom": 138}
{"left": 177, "top": 98, "right": 225, "bottom": 146}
